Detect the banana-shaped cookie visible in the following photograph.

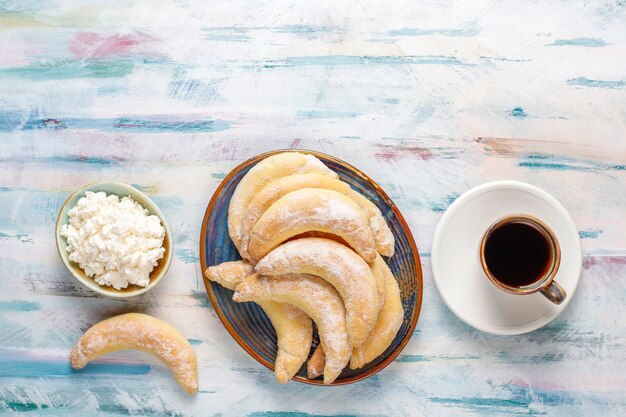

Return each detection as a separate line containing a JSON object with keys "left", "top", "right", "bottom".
{"left": 350, "top": 256, "right": 404, "bottom": 369}
{"left": 347, "top": 190, "right": 395, "bottom": 257}
{"left": 205, "top": 261, "right": 313, "bottom": 384}
{"left": 233, "top": 273, "right": 351, "bottom": 384}
{"left": 369, "top": 253, "right": 388, "bottom": 308}
{"left": 239, "top": 173, "right": 395, "bottom": 260}
{"left": 248, "top": 188, "right": 377, "bottom": 263}
{"left": 228, "top": 152, "right": 337, "bottom": 254}
{"left": 256, "top": 238, "right": 379, "bottom": 347}
{"left": 205, "top": 260, "right": 254, "bottom": 289}
{"left": 70, "top": 313, "right": 198, "bottom": 394}
{"left": 307, "top": 344, "right": 325, "bottom": 380}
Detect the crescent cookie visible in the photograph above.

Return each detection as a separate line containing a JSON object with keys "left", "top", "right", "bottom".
{"left": 307, "top": 344, "right": 325, "bottom": 380}
{"left": 347, "top": 189, "right": 395, "bottom": 257}
{"left": 248, "top": 188, "right": 377, "bottom": 263}
{"left": 228, "top": 152, "right": 337, "bottom": 255}
{"left": 256, "top": 238, "right": 379, "bottom": 347}
{"left": 233, "top": 273, "right": 351, "bottom": 384}
{"left": 70, "top": 313, "right": 198, "bottom": 394}
{"left": 303, "top": 253, "right": 388, "bottom": 380}
{"left": 369, "top": 253, "right": 388, "bottom": 308}
{"left": 205, "top": 261, "right": 312, "bottom": 384}
{"left": 205, "top": 260, "right": 254, "bottom": 289}
{"left": 350, "top": 258, "right": 404, "bottom": 369}
{"left": 239, "top": 173, "right": 395, "bottom": 259}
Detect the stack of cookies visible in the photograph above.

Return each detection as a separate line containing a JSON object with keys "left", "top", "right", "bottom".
{"left": 205, "top": 152, "right": 403, "bottom": 384}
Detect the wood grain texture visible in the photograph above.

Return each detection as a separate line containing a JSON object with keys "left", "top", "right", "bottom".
{"left": 1, "top": 0, "right": 625, "bottom": 415}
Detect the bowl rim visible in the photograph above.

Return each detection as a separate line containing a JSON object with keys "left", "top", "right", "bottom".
{"left": 199, "top": 149, "right": 423, "bottom": 385}
{"left": 55, "top": 180, "right": 173, "bottom": 298}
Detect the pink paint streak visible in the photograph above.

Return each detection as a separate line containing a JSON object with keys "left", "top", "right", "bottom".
{"left": 69, "top": 32, "right": 156, "bottom": 59}
{"left": 375, "top": 145, "right": 433, "bottom": 162}
{"left": 509, "top": 377, "right": 566, "bottom": 392}
{"left": 583, "top": 255, "right": 626, "bottom": 270}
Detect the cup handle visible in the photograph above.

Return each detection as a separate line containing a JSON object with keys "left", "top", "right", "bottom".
{"left": 539, "top": 280, "right": 567, "bottom": 305}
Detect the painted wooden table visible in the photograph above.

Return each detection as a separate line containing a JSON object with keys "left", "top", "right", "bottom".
{"left": 1, "top": 1, "right": 625, "bottom": 416}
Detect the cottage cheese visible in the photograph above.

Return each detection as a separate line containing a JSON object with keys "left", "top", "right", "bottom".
{"left": 60, "top": 191, "right": 166, "bottom": 290}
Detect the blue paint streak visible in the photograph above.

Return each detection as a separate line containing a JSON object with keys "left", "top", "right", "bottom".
{"left": 187, "top": 338, "right": 203, "bottom": 345}
{"left": 395, "top": 355, "right": 430, "bottom": 362}
{"left": 505, "top": 385, "right": 592, "bottom": 408}
{"left": 567, "top": 77, "right": 626, "bottom": 89}
{"left": 428, "top": 396, "right": 545, "bottom": 415}
{"left": 0, "top": 301, "right": 41, "bottom": 311}
{"left": 297, "top": 110, "right": 360, "bottom": 119}
{"left": 176, "top": 248, "right": 200, "bottom": 264}
{"left": 0, "top": 360, "right": 151, "bottom": 377}
{"left": 496, "top": 351, "right": 565, "bottom": 364}
{"left": 22, "top": 117, "right": 67, "bottom": 130}
{"left": 211, "top": 172, "right": 226, "bottom": 179}
{"left": 0, "top": 231, "right": 32, "bottom": 242}
{"left": 0, "top": 59, "right": 139, "bottom": 80}
{"left": 249, "top": 413, "right": 382, "bottom": 417}
{"left": 45, "top": 156, "right": 119, "bottom": 165}
{"left": 387, "top": 26, "right": 478, "bottom": 37}
{"left": 97, "top": 83, "right": 128, "bottom": 95}
{"left": 547, "top": 38, "right": 608, "bottom": 47}
{"left": 519, "top": 154, "right": 625, "bottom": 172}
{"left": 0, "top": 110, "right": 24, "bottom": 132}
{"left": 396, "top": 354, "right": 480, "bottom": 362}
{"left": 274, "top": 24, "right": 343, "bottom": 39}
{"left": 510, "top": 107, "right": 528, "bottom": 117}
{"left": 168, "top": 78, "right": 218, "bottom": 102}
{"left": 579, "top": 229, "right": 602, "bottom": 239}
{"left": 112, "top": 117, "right": 231, "bottom": 132}
{"left": 428, "top": 193, "right": 460, "bottom": 212}
{"left": 4, "top": 401, "right": 48, "bottom": 412}
{"left": 202, "top": 27, "right": 252, "bottom": 42}
{"left": 0, "top": 111, "right": 232, "bottom": 133}
{"left": 262, "top": 55, "right": 468, "bottom": 68}
{"left": 480, "top": 56, "right": 531, "bottom": 62}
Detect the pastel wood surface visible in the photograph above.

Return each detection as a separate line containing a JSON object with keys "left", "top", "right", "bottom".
{"left": 0, "top": 1, "right": 625, "bottom": 416}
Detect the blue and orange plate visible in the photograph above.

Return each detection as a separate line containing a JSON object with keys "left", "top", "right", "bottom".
{"left": 199, "top": 150, "right": 422, "bottom": 385}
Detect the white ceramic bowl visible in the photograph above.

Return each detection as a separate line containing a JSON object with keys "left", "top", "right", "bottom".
{"left": 55, "top": 181, "right": 173, "bottom": 298}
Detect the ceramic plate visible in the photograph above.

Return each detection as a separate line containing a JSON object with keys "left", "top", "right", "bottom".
{"left": 431, "top": 181, "right": 582, "bottom": 335}
{"left": 200, "top": 150, "right": 423, "bottom": 385}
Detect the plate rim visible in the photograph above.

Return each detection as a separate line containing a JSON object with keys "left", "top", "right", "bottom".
{"left": 199, "top": 149, "right": 423, "bottom": 385}
{"left": 431, "top": 180, "right": 582, "bottom": 335}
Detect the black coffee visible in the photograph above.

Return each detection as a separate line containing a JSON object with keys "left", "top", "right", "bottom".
{"left": 484, "top": 222, "right": 552, "bottom": 287}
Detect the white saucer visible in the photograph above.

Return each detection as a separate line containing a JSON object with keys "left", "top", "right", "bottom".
{"left": 431, "top": 181, "right": 582, "bottom": 335}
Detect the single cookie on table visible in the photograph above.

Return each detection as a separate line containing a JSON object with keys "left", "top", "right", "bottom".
{"left": 233, "top": 273, "right": 351, "bottom": 385}
{"left": 248, "top": 188, "right": 378, "bottom": 263}
{"left": 256, "top": 237, "right": 380, "bottom": 348}
{"left": 70, "top": 313, "right": 198, "bottom": 394}
{"left": 205, "top": 261, "right": 312, "bottom": 384}
{"left": 228, "top": 152, "right": 337, "bottom": 258}
{"left": 239, "top": 173, "right": 394, "bottom": 260}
